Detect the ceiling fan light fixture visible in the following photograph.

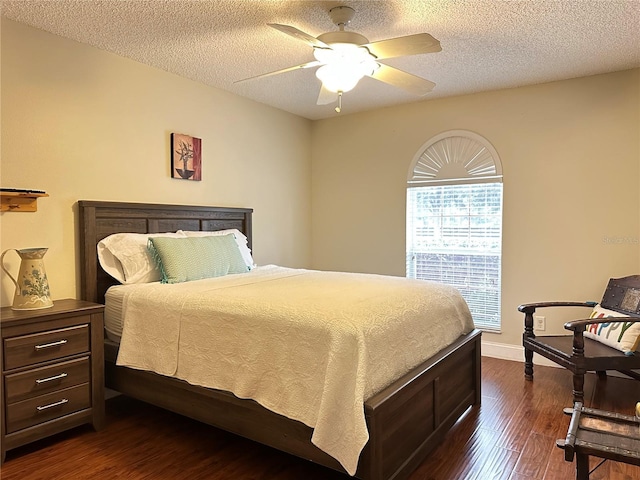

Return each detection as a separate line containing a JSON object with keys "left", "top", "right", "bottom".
{"left": 313, "top": 43, "right": 372, "bottom": 64}
{"left": 314, "top": 44, "right": 378, "bottom": 93}
{"left": 316, "top": 64, "right": 361, "bottom": 93}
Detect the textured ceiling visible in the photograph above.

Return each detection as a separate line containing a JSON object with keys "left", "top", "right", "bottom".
{"left": 2, "top": 0, "right": 639, "bottom": 120}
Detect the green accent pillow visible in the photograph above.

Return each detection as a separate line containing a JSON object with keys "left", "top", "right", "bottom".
{"left": 147, "top": 234, "right": 249, "bottom": 284}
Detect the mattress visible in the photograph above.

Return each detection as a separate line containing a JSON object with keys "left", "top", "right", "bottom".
{"left": 107, "top": 265, "right": 474, "bottom": 475}
{"left": 104, "top": 286, "right": 127, "bottom": 343}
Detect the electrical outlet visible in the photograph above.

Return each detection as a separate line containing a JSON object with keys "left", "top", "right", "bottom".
{"left": 534, "top": 315, "right": 546, "bottom": 331}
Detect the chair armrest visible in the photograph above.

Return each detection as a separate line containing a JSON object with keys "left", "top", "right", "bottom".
{"left": 564, "top": 316, "right": 640, "bottom": 332}
{"left": 518, "top": 301, "right": 597, "bottom": 315}
{"left": 521, "top": 302, "right": 598, "bottom": 340}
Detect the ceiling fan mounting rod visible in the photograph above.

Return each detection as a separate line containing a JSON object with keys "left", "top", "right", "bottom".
{"left": 329, "top": 6, "right": 355, "bottom": 31}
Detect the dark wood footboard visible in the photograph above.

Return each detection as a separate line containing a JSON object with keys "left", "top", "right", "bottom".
{"left": 362, "top": 328, "right": 481, "bottom": 480}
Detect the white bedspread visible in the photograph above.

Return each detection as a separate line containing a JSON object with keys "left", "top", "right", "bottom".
{"left": 115, "top": 265, "right": 474, "bottom": 475}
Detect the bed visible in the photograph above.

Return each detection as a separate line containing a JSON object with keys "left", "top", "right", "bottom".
{"left": 78, "top": 200, "right": 481, "bottom": 480}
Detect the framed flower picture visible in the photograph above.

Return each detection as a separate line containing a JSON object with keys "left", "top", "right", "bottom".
{"left": 171, "top": 133, "right": 202, "bottom": 181}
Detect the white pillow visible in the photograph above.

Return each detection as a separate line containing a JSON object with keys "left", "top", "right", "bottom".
{"left": 584, "top": 303, "right": 640, "bottom": 355}
{"left": 97, "top": 232, "right": 186, "bottom": 284}
{"left": 176, "top": 229, "right": 254, "bottom": 270}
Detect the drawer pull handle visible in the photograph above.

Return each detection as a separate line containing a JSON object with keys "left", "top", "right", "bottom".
{"left": 35, "top": 372, "right": 68, "bottom": 384}
{"left": 36, "top": 398, "right": 69, "bottom": 412}
{"left": 34, "top": 339, "right": 68, "bottom": 351}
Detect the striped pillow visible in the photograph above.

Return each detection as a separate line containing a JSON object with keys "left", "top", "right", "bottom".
{"left": 147, "top": 234, "right": 249, "bottom": 284}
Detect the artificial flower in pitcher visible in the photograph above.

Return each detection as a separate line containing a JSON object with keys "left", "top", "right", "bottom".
{"left": 1, "top": 248, "right": 53, "bottom": 310}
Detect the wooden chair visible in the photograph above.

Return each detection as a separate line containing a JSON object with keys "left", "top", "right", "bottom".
{"left": 520, "top": 275, "right": 640, "bottom": 404}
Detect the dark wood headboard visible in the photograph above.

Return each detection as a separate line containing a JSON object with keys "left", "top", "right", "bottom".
{"left": 78, "top": 201, "right": 253, "bottom": 304}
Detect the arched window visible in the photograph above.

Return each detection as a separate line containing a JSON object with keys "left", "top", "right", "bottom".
{"left": 406, "top": 130, "right": 503, "bottom": 331}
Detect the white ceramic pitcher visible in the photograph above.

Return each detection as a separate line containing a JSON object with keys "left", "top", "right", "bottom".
{"left": 1, "top": 248, "right": 54, "bottom": 310}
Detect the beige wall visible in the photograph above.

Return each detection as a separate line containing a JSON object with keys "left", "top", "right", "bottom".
{"left": 311, "top": 69, "right": 640, "bottom": 347}
{"left": 0, "top": 19, "right": 312, "bottom": 306}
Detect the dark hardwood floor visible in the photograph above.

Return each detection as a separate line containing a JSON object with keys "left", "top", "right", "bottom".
{"left": 2, "top": 357, "right": 639, "bottom": 479}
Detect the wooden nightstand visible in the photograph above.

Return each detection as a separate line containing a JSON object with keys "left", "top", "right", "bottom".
{"left": 0, "top": 299, "right": 105, "bottom": 462}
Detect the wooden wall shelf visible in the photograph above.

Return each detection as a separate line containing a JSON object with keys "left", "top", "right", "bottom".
{"left": 1, "top": 192, "right": 49, "bottom": 212}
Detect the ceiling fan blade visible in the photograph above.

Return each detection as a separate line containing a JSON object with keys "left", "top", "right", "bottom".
{"left": 317, "top": 84, "right": 339, "bottom": 105}
{"left": 235, "top": 61, "right": 322, "bottom": 83}
{"left": 364, "top": 33, "right": 441, "bottom": 60}
{"left": 369, "top": 63, "right": 435, "bottom": 96}
{"left": 268, "top": 23, "right": 329, "bottom": 49}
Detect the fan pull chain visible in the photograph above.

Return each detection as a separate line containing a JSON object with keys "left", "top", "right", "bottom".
{"left": 335, "top": 91, "right": 343, "bottom": 113}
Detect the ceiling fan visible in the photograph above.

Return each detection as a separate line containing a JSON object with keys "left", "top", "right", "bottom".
{"left": 237, "top": 5, "right": 441, "bottom": 112}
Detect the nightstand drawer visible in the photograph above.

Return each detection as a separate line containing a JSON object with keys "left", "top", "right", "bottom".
{"left": 3, "top": 323, "right": 90, "bottom": 370}
{"left": 5, "top": 383, "right": 91, "bottom": 434}
{"left": 5, "top": 357, "right": 90, "bottom": 404}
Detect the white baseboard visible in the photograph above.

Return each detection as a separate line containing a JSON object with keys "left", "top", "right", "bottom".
{"left": 481, "top": 340, "right": 560, "bottom": 368}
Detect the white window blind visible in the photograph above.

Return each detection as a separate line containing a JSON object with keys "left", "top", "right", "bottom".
{"left": 407, "top": 183, "right": 503, "bottom": 331}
